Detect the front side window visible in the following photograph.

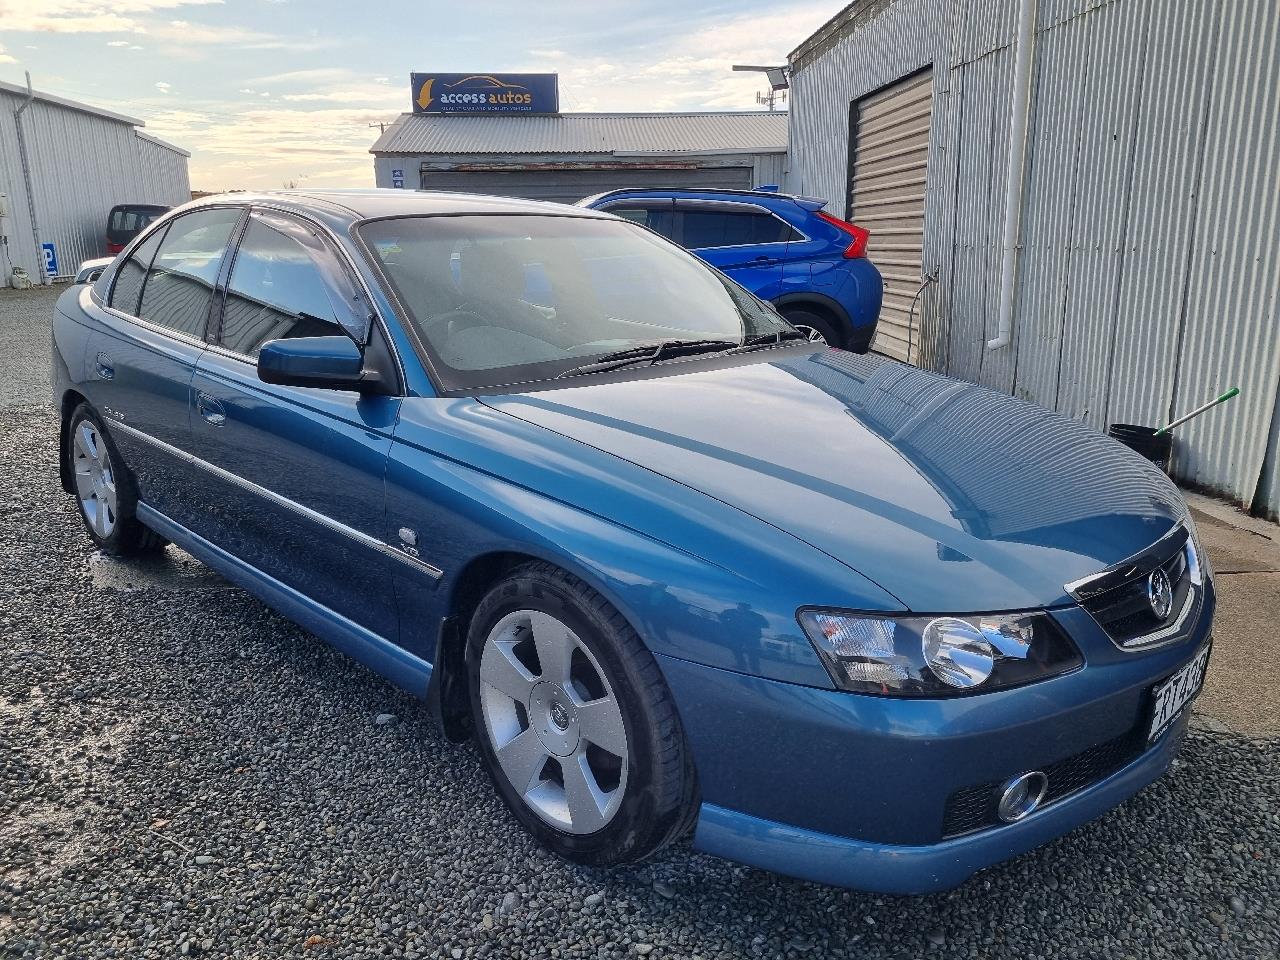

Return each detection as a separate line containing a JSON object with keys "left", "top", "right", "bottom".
{"left": 108, "top": 226, "right": 167, "bottom": 314}
{"left": 219, "top": 213, "right": 345, "bottom": 358}
{"left": 680, "top": 209, "right": 798, "bottom": 249}
{"left": 360, "top": 214, "right": 790, "bottom": 392}
{"left": 138, "top": 207, "right": 241, "bottom": 339}
{"left": 601, "top": 205, "right": 676, "bottom": 240}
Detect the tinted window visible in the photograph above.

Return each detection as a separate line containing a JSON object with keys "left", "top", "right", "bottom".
{"left": 108, "top": 226, "right": 166, "bottom": 315}
{"left": 107, "top": 205, "right": 170, "bottom": 244}
{"left": 681, "top": 210, "right": 798, "bottom": 249}
{"left": 361, "top": 214, "right": 789, "bottom": 391}
{"left": 219, "top": 214, "right": 344, "bottom": 358}
{"left": 138, "top": 207, "right": 241, "bottom": 339}
{"left": 602, "top": 205, "right": 676, "bottom": 240}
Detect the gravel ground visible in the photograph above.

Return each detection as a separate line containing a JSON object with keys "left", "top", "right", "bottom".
{"left": 2, "top": 404, "right": 1279, "bottom": 959}
{"left": 0, "top": 287, "right": 58, "bottom": 409}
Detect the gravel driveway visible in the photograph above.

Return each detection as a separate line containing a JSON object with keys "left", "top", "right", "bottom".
{"left": 2, "top": 288, "right": 1278, "bottom": 959}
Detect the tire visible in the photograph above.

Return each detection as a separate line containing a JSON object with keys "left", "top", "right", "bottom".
{"left": 780, "top": 307, "right": 842, "bottom": 347}
{"left": 66, "top": 403, "right": 167, "bottom": 555}
{"left": 466, "top": 561, "right": 696, "bottom": 866}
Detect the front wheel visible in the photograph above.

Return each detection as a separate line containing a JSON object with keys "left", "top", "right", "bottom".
{"left": 66, "top": 404, "right": 167, "bottom": 555}
{"left": 781, "top": 307, "right": 841, "bottom": 347}
{"left": 466, "top": 562, "right": 696, "bottom": 865}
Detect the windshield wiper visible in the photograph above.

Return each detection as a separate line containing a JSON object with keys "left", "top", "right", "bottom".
{"left": 554, "top": 338, "right": 739, "bottom": 379}
{"left": 722, "top": 329, "right": 813, "bottom": 355}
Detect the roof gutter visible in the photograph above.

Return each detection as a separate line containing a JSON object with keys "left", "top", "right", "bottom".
{"left": 988, "top": 0, "right": 1038, "bottom": 351}
{"left": 14, "top": 71, "right": 49, "bottom": 285}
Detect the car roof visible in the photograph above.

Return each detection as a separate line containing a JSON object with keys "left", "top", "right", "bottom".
{"left": 178, "top": 188, "right": 614, "bottom": 224}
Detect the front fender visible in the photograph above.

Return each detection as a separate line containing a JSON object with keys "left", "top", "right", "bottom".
{"left": 385, "top": 397, "right": 903, "bottom": 688}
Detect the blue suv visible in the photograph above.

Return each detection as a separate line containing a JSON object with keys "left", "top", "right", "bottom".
{"left": 579, "top": 187, "right": 883, "bottom": 350}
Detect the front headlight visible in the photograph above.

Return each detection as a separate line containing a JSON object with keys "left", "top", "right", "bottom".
{"left": 797, "top": 609, "right": 1082, "bottom": 697}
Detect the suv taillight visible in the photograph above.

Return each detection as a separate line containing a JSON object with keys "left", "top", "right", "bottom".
{"left": 815, "top": 211, "right": 870, "bottom": 259}
{"left": 106, "top": 241, "right": 124, "bottom": 255}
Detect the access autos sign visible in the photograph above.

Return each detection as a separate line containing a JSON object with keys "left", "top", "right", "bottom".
{"left": 411, "top": 73, "right": 559, "bottom": 114}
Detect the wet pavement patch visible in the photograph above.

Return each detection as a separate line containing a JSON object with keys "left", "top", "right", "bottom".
{"left": 87, "top": 547, "right": 233, "bottom": 593}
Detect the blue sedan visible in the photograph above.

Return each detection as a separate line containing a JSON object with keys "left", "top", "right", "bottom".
{"left": 52, "top": 189, "right": 1215, "bottom": 894}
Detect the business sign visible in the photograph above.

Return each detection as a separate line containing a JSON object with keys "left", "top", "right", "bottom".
{"left": 41, "top": 242, "right": 59, "bottom": 277}
{"left": 411, "top": 73, "right": 558, "bottom": 115}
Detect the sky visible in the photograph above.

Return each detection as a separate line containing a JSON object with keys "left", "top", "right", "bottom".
{"left": 0, "top": 0, "right": 835, "bottom": 191}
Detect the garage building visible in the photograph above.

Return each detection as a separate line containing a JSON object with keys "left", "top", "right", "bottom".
{"left": 785, "top": 0, "right": 1280, "bottom": 517}
{"left": 370, "top": 111, "right": 788, "bottom": 203}
{"left": 0, "top": 78, "right": 190, "bottom": 284}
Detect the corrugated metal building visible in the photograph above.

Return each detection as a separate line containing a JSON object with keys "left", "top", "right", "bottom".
{"left": 785, "top": 0, "right": 1280, "bottom": 517}
{"left": 370, "top": 111, "right": 788, "bottom": 202}
{"left": 0, "top": 79, "right": 191, "bottom": 283}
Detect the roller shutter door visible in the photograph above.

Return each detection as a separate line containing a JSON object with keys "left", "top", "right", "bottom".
{"left": 847, "top": 70, "right": 932, "bottom": 364}
{"left": 419, "top": 165, "right": 754, "bottom": 204}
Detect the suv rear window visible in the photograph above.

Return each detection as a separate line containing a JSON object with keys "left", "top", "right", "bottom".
{"left": 107, "top": 205, "right": 169, "bottom": 245}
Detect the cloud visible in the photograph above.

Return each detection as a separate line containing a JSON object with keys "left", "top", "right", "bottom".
{"left": 0, "top": 44, "right": 15, "bottom": 64}
{"left": 106, "top": 40, "right": 130, "bottom": 46}
{"left": 155, "top": 81, "right": 172, "bottom": 93}
{"left": 0, "top": 0, "right": 332, "bottom": 49}
{"left": 528, "top": 48, "right": 567, "bottom": 59}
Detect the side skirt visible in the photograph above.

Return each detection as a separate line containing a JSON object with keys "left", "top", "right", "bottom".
{"left": 137, "top": 502, "right": 434, "bottom": 697}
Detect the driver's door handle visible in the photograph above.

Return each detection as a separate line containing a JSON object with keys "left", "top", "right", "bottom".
{"left": 195, "top": 391, "right": 227, "bottom": 427}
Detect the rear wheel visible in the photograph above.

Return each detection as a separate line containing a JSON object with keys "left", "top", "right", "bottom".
{"left": 466, "top": 562, "right": 696, "bottom": 865}
{"left": 781, "top": 307, "right": 841, "bottom": 347}
{"left": 66, "top": 404, "right": 167, "bottom": 555}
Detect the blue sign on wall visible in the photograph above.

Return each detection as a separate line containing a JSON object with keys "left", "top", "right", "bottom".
{"left": 410, "top": 73, "right": 558, "bottom": 115}
{"left": 41, "top": 242, "right": 58, "bottom": 277}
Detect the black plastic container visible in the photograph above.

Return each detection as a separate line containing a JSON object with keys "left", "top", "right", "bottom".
{"left": 1108, "top": 423, "right": 1173, "bottom": 472}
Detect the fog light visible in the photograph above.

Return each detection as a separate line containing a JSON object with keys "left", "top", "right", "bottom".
{"left": 997, "top": 771, "right": 1048, "bottom": 822}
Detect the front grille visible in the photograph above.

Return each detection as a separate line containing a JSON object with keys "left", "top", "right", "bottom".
{"left": 1069, "top": 526, "right": 1203, "bottom": 649}
{"left": 941, "top": 729, "right": 1146, "bottom": 838}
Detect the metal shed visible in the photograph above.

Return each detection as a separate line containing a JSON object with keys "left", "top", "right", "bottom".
{"left": 0, "top": 79, "right": 191, "bottom": 283}
{"left": 370, "top": 111, "right": 789, "bottom": 203}
{"left": 785, "top": 0, "right": 1280, "bottom": 517}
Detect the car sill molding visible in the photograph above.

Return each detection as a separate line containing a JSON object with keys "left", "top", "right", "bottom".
{"left": 110, "top": 420, "right": 443, "bottom": 580}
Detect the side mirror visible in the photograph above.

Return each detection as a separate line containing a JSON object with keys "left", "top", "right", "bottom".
{"left": 257, "top": 336, "right": 380, "bottom": 392}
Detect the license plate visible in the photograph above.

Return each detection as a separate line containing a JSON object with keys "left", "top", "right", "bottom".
{"left": 1149, "top": 644, "right": 1211, "bottom": 742}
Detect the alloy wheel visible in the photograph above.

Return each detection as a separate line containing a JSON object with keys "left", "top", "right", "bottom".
{"left": 73, "top": 421, "right": 118, "bottom": 538}
{"left": 792, "top": 324, "right": 829, "bottom": 344}
{"left": 478, "top": 609, "right": 629, "bottom": 834}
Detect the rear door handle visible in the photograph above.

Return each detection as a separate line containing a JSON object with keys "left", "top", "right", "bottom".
{"left": 94, "top": 352, "right": 114, "bottom": 380}
{"left": 196, "top": 391, "right": 227, "bottom": 427}
{"left": 753, "top": 256, "right": 778, "bottom": 264}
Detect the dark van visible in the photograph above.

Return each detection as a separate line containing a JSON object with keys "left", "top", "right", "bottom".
{"left": 106, "top": 204, "right": 170, "bottom": 254}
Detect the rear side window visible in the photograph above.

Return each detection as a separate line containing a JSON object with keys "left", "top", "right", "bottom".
{"left": 681, "top": 210, "right": 799, "bottom": 249}
{"left": 218, "top": 213, "right": 344, "bottom": 358}
{"left": 138, "top": 207, "right": 241, "bottom": 339}
{"left": 108, "top": 227, "right": 166, "bottom": 314}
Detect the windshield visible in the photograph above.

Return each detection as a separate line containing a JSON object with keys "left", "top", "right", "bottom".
{"left": 359, "top": 214, "right": 792, "bottom": 391}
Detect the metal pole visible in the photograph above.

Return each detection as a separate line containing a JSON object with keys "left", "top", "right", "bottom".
{"left": 14, "top": 71, "right": 48, "bottom": 285}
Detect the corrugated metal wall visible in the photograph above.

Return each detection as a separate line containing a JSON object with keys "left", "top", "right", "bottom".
{"left": 0, "top": 90, "right": 189, "bottom": 280}
{"left": 787, "top": 0, "right": 1280, "bottom": 516}
{"left": 374, "top": 150, "right": 787, "bottom": 195}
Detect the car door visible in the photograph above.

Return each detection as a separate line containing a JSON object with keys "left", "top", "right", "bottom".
{"left": 188, "top": 208, "right": 404, "bottom": 642}
{"left": 84, "top": 206, "right": 244, "bottom": 527}
{"left": 674, "top": 201, "right": 793, "bottom": 300}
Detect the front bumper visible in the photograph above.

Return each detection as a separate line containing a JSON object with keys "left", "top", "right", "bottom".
{"left": 657, "top": 600, "right": 1212, "bottom": 893}
{"left": 692, "top": 711, "right": 1189, "bottom": 894}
